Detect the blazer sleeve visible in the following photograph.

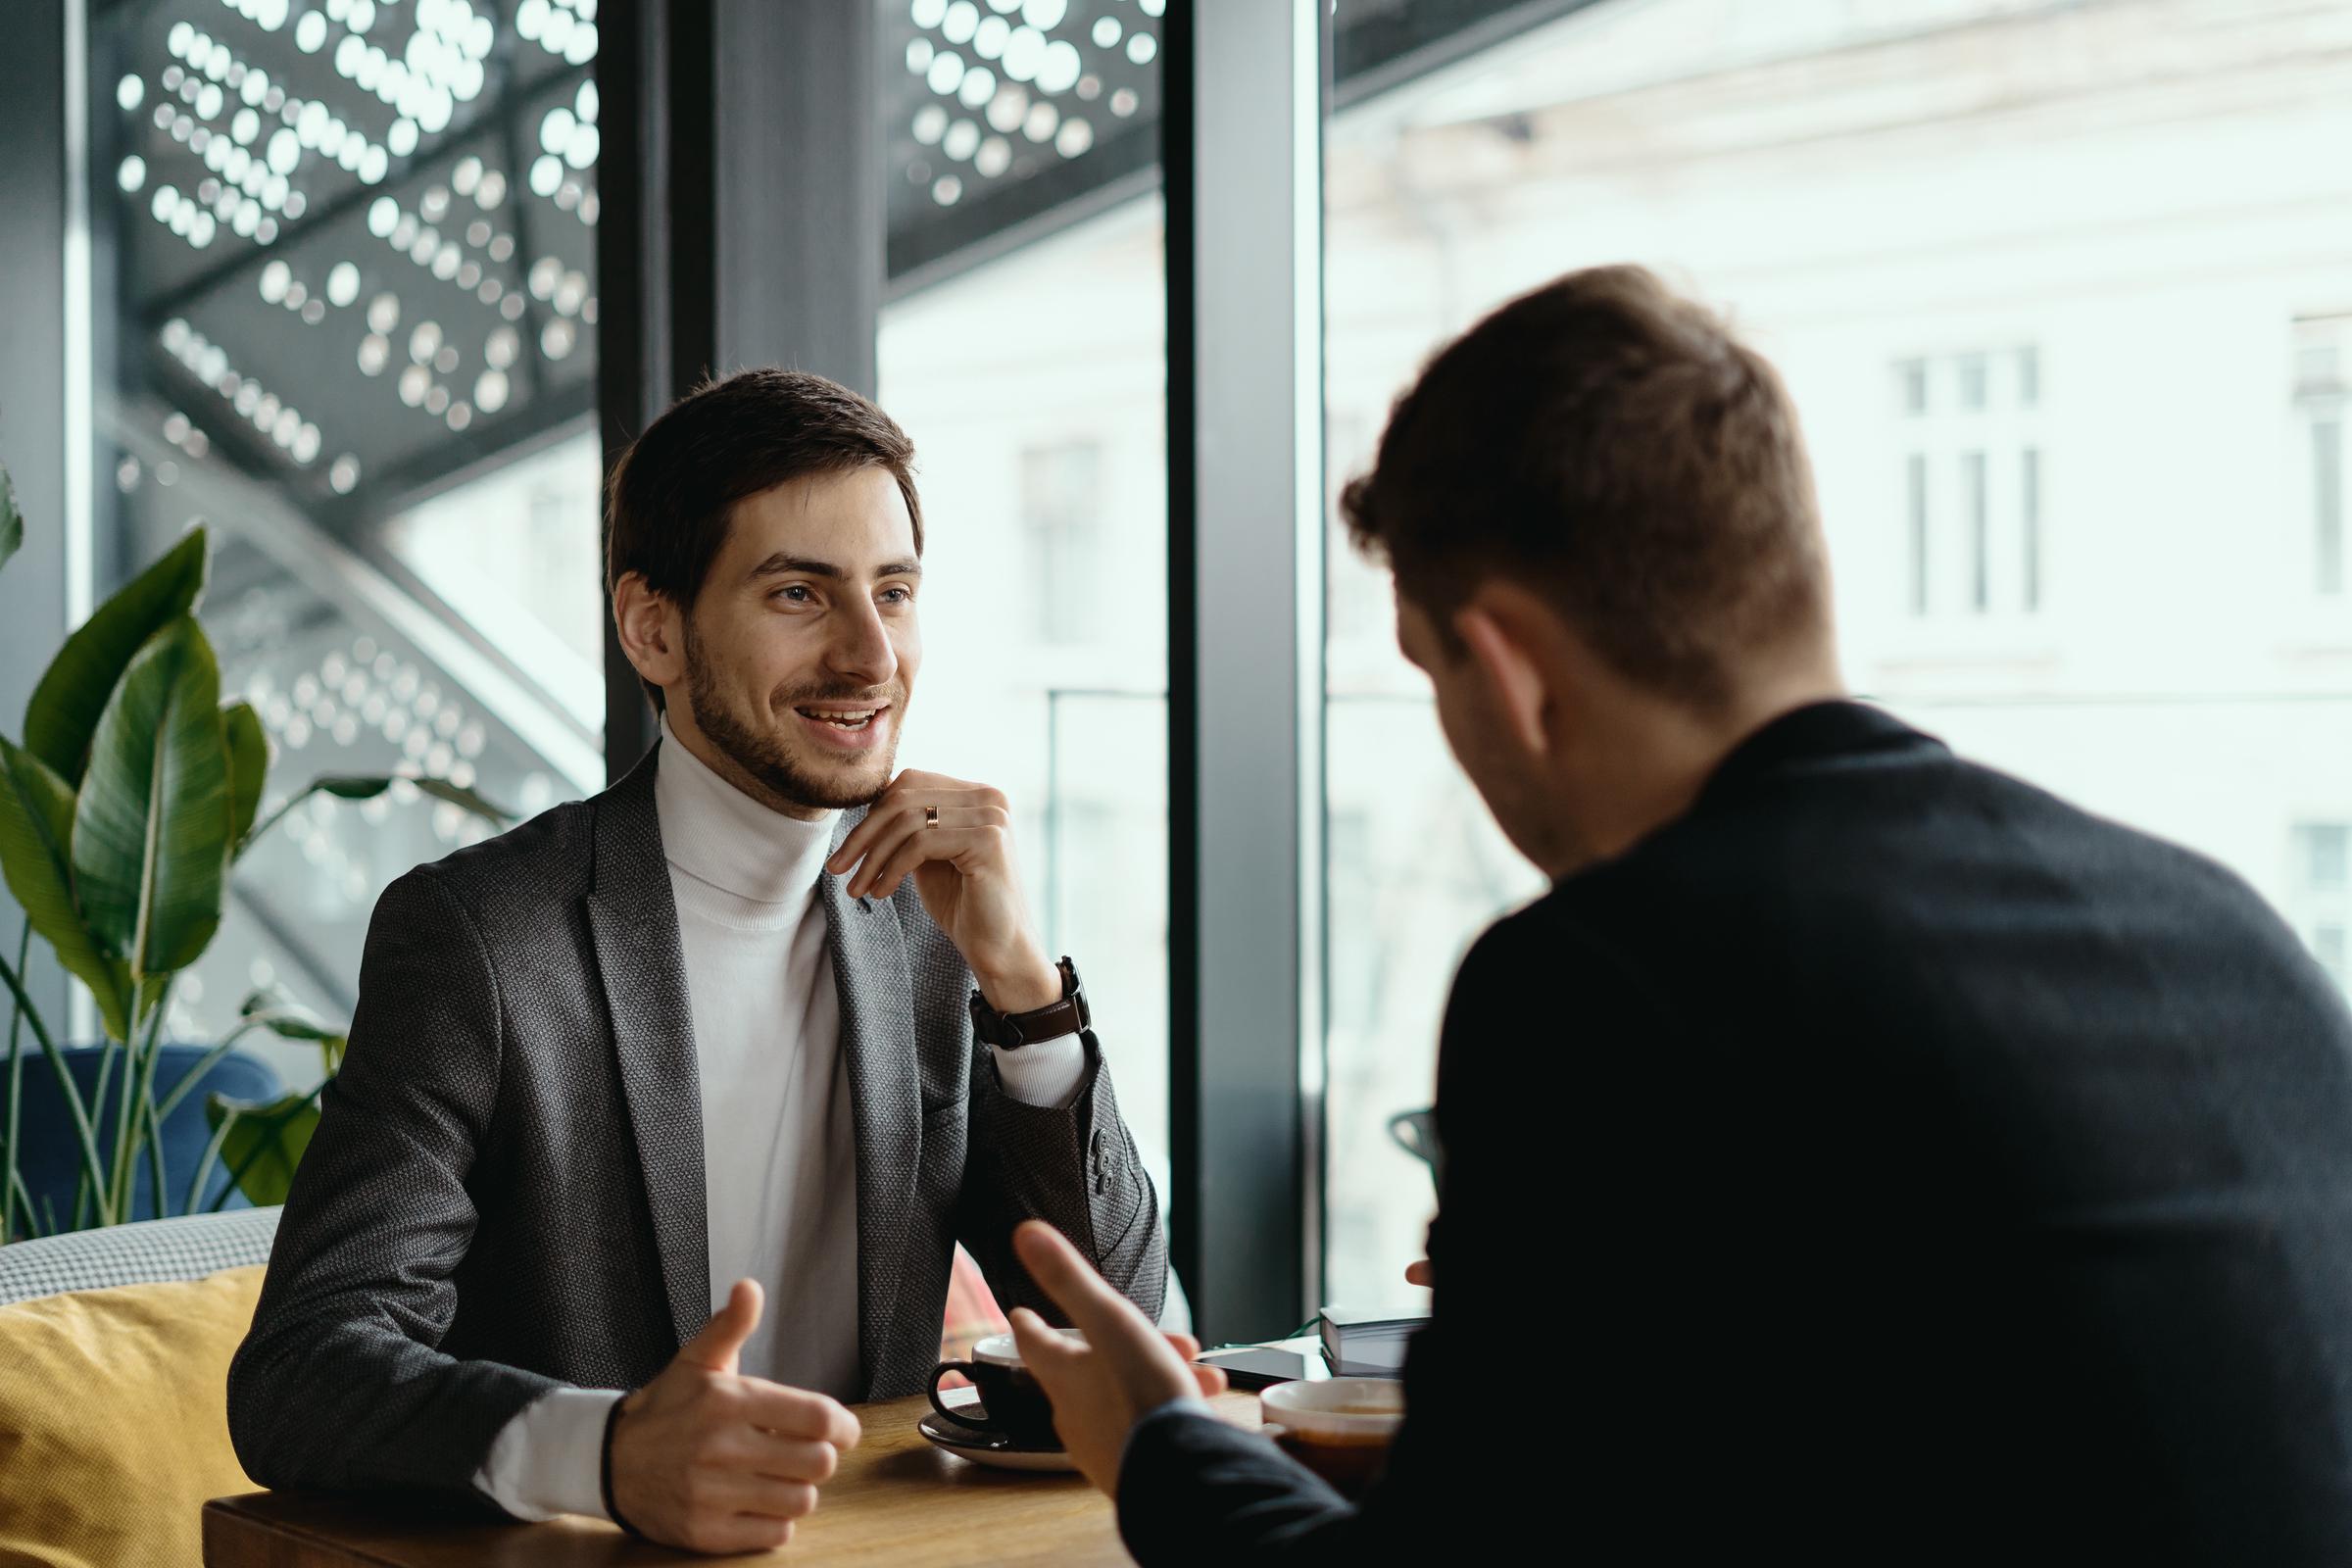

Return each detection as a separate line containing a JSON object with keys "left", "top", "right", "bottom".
{"left": 957, "top": 1029, "right": 1169, "bottom": 1326}
{"left": 1112, "top": 911, "right": 1597, "bottom": 1562}
{"left": 226, "top": 865, "right": 561, "bottom": 1505}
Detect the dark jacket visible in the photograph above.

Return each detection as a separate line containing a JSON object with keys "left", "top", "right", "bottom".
{"left": 228, "top": 742, "right": 1164, "bottom": 1505}
{"left": 1119, "top": 700, "right": 2352, "bottom": 1564}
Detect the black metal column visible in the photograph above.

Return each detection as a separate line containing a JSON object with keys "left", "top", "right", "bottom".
{"left": 595, "top": 0, "right": 881, "bottom": 781}
{"left": 1167, "top": 0, "right": 1330, "bottom": 1343}
{"left": 0, "top": 0, "right": 77, "bottom": 1029}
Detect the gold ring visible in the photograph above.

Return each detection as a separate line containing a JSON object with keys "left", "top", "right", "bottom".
{"left": 924, "top": 805, "right": 940, "bottom": 829}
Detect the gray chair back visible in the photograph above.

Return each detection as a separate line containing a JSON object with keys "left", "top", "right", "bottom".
{"left": 0, "top": 1206, "right": 282, "bottom": 1306}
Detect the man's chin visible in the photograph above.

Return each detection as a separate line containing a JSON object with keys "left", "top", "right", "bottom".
{"left": 760, "top": 743, "right": 897, "bottom": 811}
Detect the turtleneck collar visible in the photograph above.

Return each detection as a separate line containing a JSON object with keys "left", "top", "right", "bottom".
{"left": 653, "top": 713, "right": 837, "bottom": 907}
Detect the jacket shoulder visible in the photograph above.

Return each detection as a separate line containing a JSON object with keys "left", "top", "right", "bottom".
{"left": 388, "top": 791, "right": 598, "bottom": 928}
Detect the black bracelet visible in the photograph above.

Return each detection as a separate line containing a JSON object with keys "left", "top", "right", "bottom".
{"left": 601, "top": 1393, "right": 647, "bottom": 1540}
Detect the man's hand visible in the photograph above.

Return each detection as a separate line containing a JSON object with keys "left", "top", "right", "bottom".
{"left": 1005, "top": 1221, "right": 1230, "bottom": 1495}
{"left": 826, "top": 770, "right": 1060, "bottom": 1011}
{"left": 608, "top": 1279, "right": 862, "bottom": 1554}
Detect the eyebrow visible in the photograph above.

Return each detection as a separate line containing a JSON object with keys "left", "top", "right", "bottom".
{"left": 746, "top": 553, "right": 923, "bottom": 582}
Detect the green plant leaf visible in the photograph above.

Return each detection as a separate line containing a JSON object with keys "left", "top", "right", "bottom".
{"left": 71, "top": 617, "right": 231, "bottom": 980}
{"left": 316, "top": 774, "right": 512, "bottom": 821}
{"left": 24, "top": 527, "right": 209, "bottom": 782}
{"left": 0, "top": 465, "right": 22, "bottom": 577}
{"left": 204, "top": 1088, "right": 318, "bottom": 1208}
{"left": 221, "top": 700, "right": 269, "bottom": 851}
{"left": 234, "top": 991, "right": 348, "bottom": 1074}
{"left": 0, "top": 738, "right": 134, "bottom": 1040}
{"left": 241, "top": 773, "right": 514, "bottom": 857}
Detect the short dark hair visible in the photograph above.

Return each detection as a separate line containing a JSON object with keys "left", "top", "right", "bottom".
{"left": 1340, "top": 265, "right": 1828, "bottom": 710}
{"left": 605, "top": 368, "right": 923, "bottom": 708}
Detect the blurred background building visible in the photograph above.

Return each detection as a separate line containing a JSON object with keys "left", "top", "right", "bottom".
{"left": 2, "top": 0, "right": 2346, "bottom": 1334}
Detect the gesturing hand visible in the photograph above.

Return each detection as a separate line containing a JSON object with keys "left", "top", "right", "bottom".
{"left": 608, "top": 1279, "right": 862, "bottom": 1554}
{"left": 1005, "top": 1220, "right": 1231, "bottom": 1495}
{"left": 826, "top": 770, "right": 1061, "bottom": 1012}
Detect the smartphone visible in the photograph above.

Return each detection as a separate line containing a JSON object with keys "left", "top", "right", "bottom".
{"left": 1198, "top": 1347, "right": 1312, "bottom": 1390}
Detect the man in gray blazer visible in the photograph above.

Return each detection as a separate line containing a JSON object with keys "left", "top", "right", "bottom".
{"left": 228, "top": 369, "right": 1169, "bottom": 1554}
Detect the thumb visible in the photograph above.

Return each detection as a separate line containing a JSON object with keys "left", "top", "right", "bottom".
{"left": 679, "top": 1278, "right": 762, "bottom": 1374}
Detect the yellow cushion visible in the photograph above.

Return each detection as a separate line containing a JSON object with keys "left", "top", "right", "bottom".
{"left": 0, "top": 1264, "right": 265, "bottom": 1568}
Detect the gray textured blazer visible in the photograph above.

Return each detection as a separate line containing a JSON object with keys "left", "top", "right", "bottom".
{"left": 226, "top": 743, "right": 1167, "bottom": 1504}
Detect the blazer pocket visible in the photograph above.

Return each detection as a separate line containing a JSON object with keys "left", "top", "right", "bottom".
{"left": 922, "top": 1099, "right": 968, "bottom": 1129}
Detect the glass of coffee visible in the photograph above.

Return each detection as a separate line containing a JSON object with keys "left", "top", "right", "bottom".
{"left": 1257, "top": 1377, "right": 1404, "bottom": 1498}
{"left": 927, "top": 1331, "right": 1082, "bottom": 1449}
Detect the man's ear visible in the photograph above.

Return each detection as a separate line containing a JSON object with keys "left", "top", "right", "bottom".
{"left": 1453, "top": 587, "right": 1556, "bottom": 761}
{"left": 612, "top": 571, "right": 686, "bottom": 694}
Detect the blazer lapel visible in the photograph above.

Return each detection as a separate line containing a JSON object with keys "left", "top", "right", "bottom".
{"left": 585, "top": 745, "right": 710, "bottom": 1352}
{"left": 817, "top": 830, "right": 920, "bottom": 1397}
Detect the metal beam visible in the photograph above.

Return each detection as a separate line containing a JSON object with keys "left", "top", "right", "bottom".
{"left": 0, "top": 0, "right": 84, "bottom": 1034}
{"left": 1169, "top": 0, "right": 1328, "bottom": 1343}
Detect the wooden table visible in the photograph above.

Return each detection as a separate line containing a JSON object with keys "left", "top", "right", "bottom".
{"left": 204, "top": 1392, "right": 1262, "bottom": 1566}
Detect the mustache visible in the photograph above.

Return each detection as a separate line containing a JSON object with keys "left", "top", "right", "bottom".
{"left": 772, "top": 681, "right": 904, "bottom": 709}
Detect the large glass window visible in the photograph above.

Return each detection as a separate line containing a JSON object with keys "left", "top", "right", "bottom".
{"left": 1320, "top": 0, "right": 2352, "bottom": 1305}
{"left": 877, "top": 2, "right": 1170, "bottom": 1187}
{"left": 87, "top": 0, "right": 605, "bottom": 1073}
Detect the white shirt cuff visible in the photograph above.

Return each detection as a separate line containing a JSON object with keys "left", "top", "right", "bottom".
{"left": 990, "top": 1029, "right": 1088, "bottom": 1109}
{"left": 472, "top": 1386, "right": 622, "bottom": 1522}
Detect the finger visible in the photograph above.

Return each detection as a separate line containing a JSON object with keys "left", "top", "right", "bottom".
{"left": 687, "top": 1516, "right": 795, "bottom": 1554}
{"left": 853, "top": 826, "right": 1003, "bottom": 901}
{"left": 1012, "top": 1220, "right": 1139, "bottom": 1342}
{"left": 825, "top": 792, "right": 914, "bottom": 877}
{"left": 1191, "top": 1363, "right": 1229, "bottom": 1397}
{"left": 735, "top": 1381, "right": 862, "bottom": 1448}
{"left": 1405, "top": 1259, "right": 1433, "bottom": 1288}
{"left": 1007, "top": 1304, "right": 1086, "bottom": 1373}
{"left": 838, "top": 806, "right": 928, "bottom": 896}
{"left": 1007, "top": 1305, "right": 1089, "bottom": 1407}
{"left": 1164, "top": 1333, "right": 1202, "bottom": 1361}
{"left": 678, "top": 1279, "right": 762, "bottom": 1374}
{"left": 722, "top": 1431, "right": 843, "bottom": 1486}
{"left": 694, "top": 1472, "right": 820, "bottom": 1522}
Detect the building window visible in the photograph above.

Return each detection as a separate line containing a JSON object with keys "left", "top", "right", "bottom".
{"left": 1964, "top": 450, "right": 1988, "bottom": 612}
{"left": 2298, "top": 322, "right": 2347, "bottom": 599}
{"left": 2294, "top": 824, "right": 2352, "bottom": 990}
{"left": 1021, "top": 442, "right": 1106, "bottom": 646}
{"left": 1898, "top": 358, "right": 1928, "bottom": 416}
{"left": 1893, "top": 348, "right": 2043, "bottom": 618}
{"left": 2023, "top": 447, "right": 2042, "bottom": 612}
{"left": 1906, "top": 453, "right": 1930, "bottom": 614}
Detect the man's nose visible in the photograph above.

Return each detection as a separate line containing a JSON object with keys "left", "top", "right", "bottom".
{"left": 826, "top": 596, "right": 898, "bottom": 689}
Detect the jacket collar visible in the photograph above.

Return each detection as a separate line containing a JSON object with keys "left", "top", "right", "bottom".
{"left": 583, "top": 742, "right": 919, "bottom": 1381}
{"left": 1692, "top": 699, "right": 1940, "bottom": 815}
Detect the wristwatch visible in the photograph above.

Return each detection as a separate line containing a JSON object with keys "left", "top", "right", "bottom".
{"left": 969, "top": 956, "right": 1089, "bottom": 1049}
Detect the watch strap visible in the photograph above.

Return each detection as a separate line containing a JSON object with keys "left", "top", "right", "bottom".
{"left": 969, "top": 956, "right": 1088, "bottom": 1049}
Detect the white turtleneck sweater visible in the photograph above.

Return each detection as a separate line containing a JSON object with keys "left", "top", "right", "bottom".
{"left": 472, "top": 718, "right": 1087, "bottom": 1521}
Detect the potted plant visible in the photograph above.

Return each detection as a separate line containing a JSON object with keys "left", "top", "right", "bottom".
{"left": 0, "top": 463, "right": 506, "bottom": 1240}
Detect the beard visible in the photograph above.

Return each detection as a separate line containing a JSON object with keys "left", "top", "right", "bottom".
{"left": 681, "top": 619, "right": 906, "bottom": 811}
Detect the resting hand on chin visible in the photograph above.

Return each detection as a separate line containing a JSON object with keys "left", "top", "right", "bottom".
{"left": 1004, "top": 1220, "right": 1229, "bottom": 1495}
{"left": 825, "top": 769, "right": 1062, "bottom": 1011}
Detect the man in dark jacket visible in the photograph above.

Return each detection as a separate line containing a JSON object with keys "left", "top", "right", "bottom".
{"left": 1006, "top": 265, "right": 2352, "bottom": 1564}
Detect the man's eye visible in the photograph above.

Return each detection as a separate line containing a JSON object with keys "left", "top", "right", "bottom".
{"left": 774, "top": 584, "right": 814, "bottom": 604}
{"left": 880, "top": 586, "right": 913, "bottom": 605}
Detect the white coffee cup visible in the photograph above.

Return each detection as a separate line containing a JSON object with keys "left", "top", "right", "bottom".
{"left": 1257, "top": 1377, "right": 1403, "bottom": 1495}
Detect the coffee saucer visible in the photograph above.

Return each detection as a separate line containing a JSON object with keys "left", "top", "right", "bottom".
{"left": 917, "top": 1387, "right": 1077, "bottom": 1473}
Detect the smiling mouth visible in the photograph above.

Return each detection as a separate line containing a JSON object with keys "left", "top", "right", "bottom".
{"left": 795, "top": 704, "right": 888, "bottom": 732}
